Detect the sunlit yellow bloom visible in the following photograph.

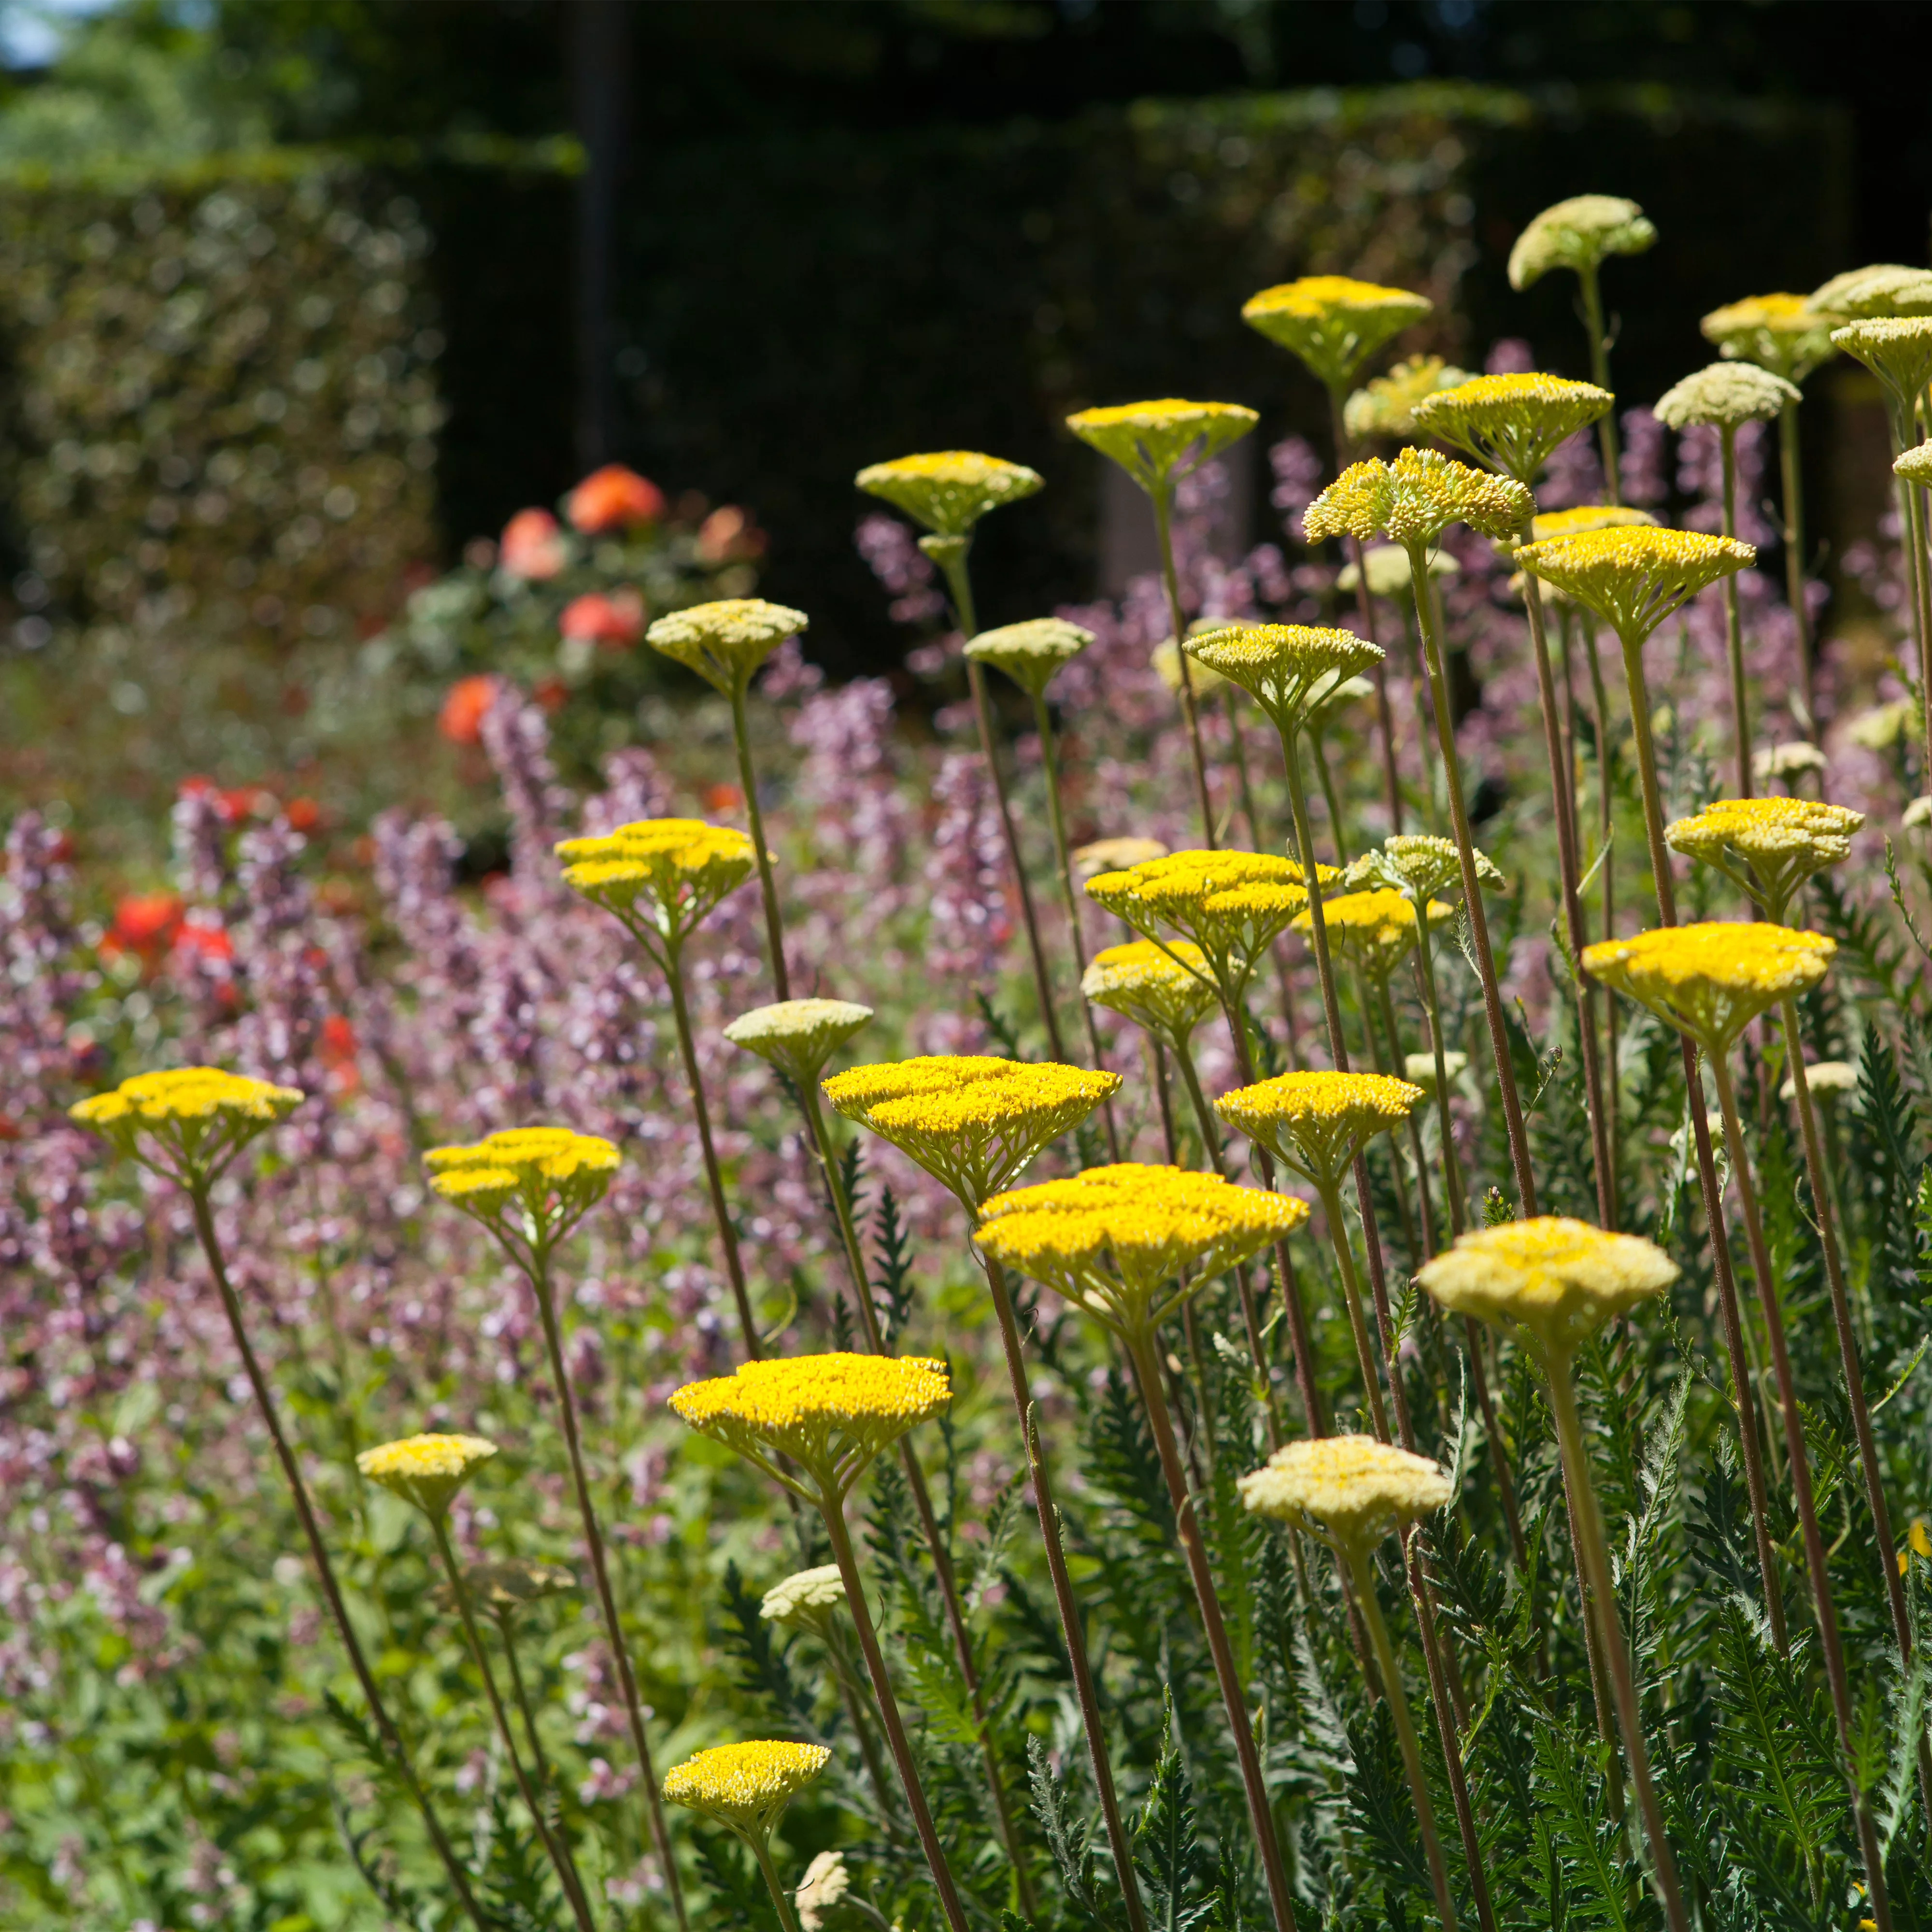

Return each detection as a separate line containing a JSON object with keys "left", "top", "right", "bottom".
{"left": 1514, "top": 526, "right": 1754, "bottom": 646}
{"left": 854, "top": 450, "right": 1043, "bottom": 537}
{"left": 1581, "top": 923, "right": 1834, "bottom": 1052}
{"left": 1081, "top": 939, "right": 1219, "bottom": 1047}
{"left": 1304, "top": 447, "right": 1533, "bottom": 551}
{"left": 1653, "top": 363, "right": 1800, "bottom": 432}
{"left": 724, "top": 998, "right": 874, "bottom": 1088}
{"left": 1295, "top": 887, "right": 1451, "bottom": 980}
{"left": 1664, "top": 796, "right": 1862, "bottom": 918}
{"left": 662, "top": 1740, "right": 830, "bottom": 1840}
{"left": 1216, "top": 1069, "right": 1423, "bottom": 1187}
{"left": 425, "top": 1126, "right": 620, "bottom": 1235}
{"left": 71, "top": 1066, "right": 303, "bottom": 1179}
{"left": 1073, "top": 835, "right": 1168, "bottom": 881}
{"left": 1530, "top": 504, "right": 1658, "bottom": 542}
{"left": 1412, "top": 371, "right": 1614, "bottom": 486}
{"left": 1831, "top": 318, "right": 1932, "bottom": 420}
{"left": 977, "top": 1163, "right": 1307, "bottom": 1340}
{"left": 1336, "top": 541, "right": 1459, "bottom": 599}
{"left": 1346, "top": 832, "right": 1502, "bottom": 904}
{"left": 1183, "top": 623, "right": 1384, "bottom": 734}
{"left": 356, "top": 1433, "right": 498, "bottom": 1516}
{"left": 759, "top": 1563, "right": 847, "bottom": 1633}
{"left": 645, "top": 598, "right": 808, "bottom": 697}
{"left": 1239, "top": 1434, "right": 1450, "bottom": 1554}
{"left": 1700, "top": 293, "right": 1840, "bottom": 385}
{"left": 964, "top": 616, "right": 1094, "bottom": 698}
{"left": 1065, "top": 399, "right": 1258, "bottom": 494}
{"left": 1507, "top": 194, "right": 1656, "bottom": 290}
{"left": 1240, "top": 276, "right": 1433, "bottom": 393}
{"left": 555, "top": 818, "right": 755, "bottom": 956}
{"left": 1344, "top": 355, "right": 1472, "bottom": 441}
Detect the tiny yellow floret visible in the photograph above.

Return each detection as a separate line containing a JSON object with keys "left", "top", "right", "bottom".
{"left": 555, "top": 818, "right": 756, "bottom": 952}
{"left": 71, "top": 1067, "right": 304, "bottom": 1177}
{"left": 1665, "top": 796, "right": 1862, "bottom": 918}
{"left": 1065, "top": 400, "right": 1259, "bottom": 493}
{"left": 1411, "top": 371, "right": 1614, "bottom": 485}
{"left": 1241, "top": 276, "right": 1433, "bottom": 392}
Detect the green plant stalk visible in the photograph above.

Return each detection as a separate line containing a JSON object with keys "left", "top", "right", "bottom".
{"left": 1568, "top": 601, "right": 1621, "bottom": 1222}
{"left": 1312, "top": 1175, "right": 1393, "bottom": 1441}
{"left": 820, "top": 1615, "right": 902, "bottom": 1834}
{"left": 497, "top": 1605, "right": 568, "bottom": 1822}
{"left": 1353, "top": 965, "right": 1422, "bottom": 1264}
{"left": 727, "top": 680, "right": 793, "bottom": 1001}
{"left": 184, "top": 1187, "right": 492, "bottom": 1932}
{"left": 1143, "top": 1034, "right": 1220, "bottom": 1456}
{"left": 1398, "top": 597, "right": 1446, "bottom": 834}
{"left": 745, "top": 1825, "right": 806, "bottom": 1932}
{"left": 1777, "top": 400, "right": 1816, "bottom": 737}
{"left": 1373, "top": 972, "right": 1438, "bottom": 1259}
{"left": 1908, "top": 478, "right": 1932, "bottom": 776}
{"left": 1150, "top": 484, "right": 1222, "bottom": 845}
{"left": 1221, "top": 683, "right": 1267, "bottom": 848}
{"left": 1578, "top": 262, "right": 1622, "bottom": 505}
{"left": 1718, "top": 430, "right": 1755, "bottom": 804}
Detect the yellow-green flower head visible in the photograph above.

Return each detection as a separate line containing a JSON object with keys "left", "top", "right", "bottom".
{"left": 1074, "top": 835, "right": 1167, "bottom": 881}
{"left": 854, "top": 451, "right": 1043, "bottom": 538}
{"left": 1810, "top": 263, "right": 1921, "bottom": 315}
{"left": 1303, "top": 447, "right": 1534, "bottom": 552}
{"left": 1336, "top": 541, "right": 1459, "bottom": 599}
{"left": 1653, "top": 362, "right": 1801, "bottom": 433}
{"left": 425, "top": 1126, "right": 620, "bottom": 1231}
{"left": 1664, "top": 796, "right": 1862, "bottom": 919}
{"left": 1830, "top": 318, "right": 1932, "bottom": 417}
{"left": 1897, "top": 444, "right": 1932, "bottom": 491}
{"left": 1581, "top": 922, "right": 1834, "bottom": 1052}
{"left": 963, "top": 617, "right": 1094, "bottom": 699}
{"left": 1153, "top": 636, "right": 1225, "bottom": 695}
{"left": 1754, "top": 740, "right": 1827, "bottom": 782}
{"left": 1065, "top": 400, "right": 1259, "bottom": 495}
{"left": 1417, "top": 1215, "right": 1677, "bottom": 1363}
{"left": 1081, "top": 939, "right": 1219, "bottom": 1046}
{"left": 1240, "top": 276, "right": 1434, "bottom": 393}
{"left": 724, "top": 998, "right": 874, "bottom": 1089}
{"left": 662, "top": 1741, "right": 831, "bottom": 1842}
{"left": 1817, "top": 265, "right": 1932, "bottom": 320}
{"left": 645, "top": 598, "right": 808, "bottom": 697}
{"left": 1507, "top": 194, "right": 1657, "bottom": 291}
{"left": 1238, "top": 1435, "right": 1450, "bottom": 1553}
{"left": 1848, "top": 698, "right": 1920, "bottom": 751}
{"left": 976, "top": 1163, "right": 1307, "bottom": 1341}
{"left": 1344, "top": 355, "right": 1473, "bottom": 442}
{"left": 670, "top": 1353, "right": 950, "bottom": 1497}
{"left": 1294, "top": 887, "right": 1450, "bottom": 980}
{"left": 759, "top": 1563, "right": 847, "bottom": 1632}
{"left": 356, "top": 1433, "right": 498, "bottom": 1517}
{"left": 822, "top": 1056, "right": 1120, "bottom": 1209}
{"left": 1529, "top": 504, "right": 1658, "bottom": 542}
{"left": 1411, "top": 372, "right": 1615, "bottom": 487}
{"left": 71, "top": 1066, "right": 303, "bottom": 1177}
{"left": 1700, "top": 293, "right": 1840, "bottom": 385}
{"left": 1515, "top": 526, "right": 1754, "bottom": 646}
{"left": 1184, "top": 622, "right": 1383, "bottom": 733}
{"left": 1347, "top": 832, "right": 1503, "bottom": 904}
{"left": 1782, "top": 1059, "right": 1858, "bottom": 1103}
{"left": 555, "top": 818, "right": 755, "bottom": 952}
{"left": 1215, "top": 1069, "right": 1423, "bottom": 1187}
{"left": 1404, "top": 1049, "right": 1467, "bottom": 1090}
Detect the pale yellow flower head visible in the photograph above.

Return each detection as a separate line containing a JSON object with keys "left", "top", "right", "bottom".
{"left": 1817, "top": 266, "right": 1932, "bottom": 321}
{"left": 1700, "top": 294, "right": 1840, "bottom": 386}
{"left": 1831, "top": 319, "right": 1932, "bottom": 420}
{"left": 1081, "top": 939, "right": 1219, "bottom": 1048}
{"left": 854, "top": 450, "right": 1043, "bottom": 538}
{"left": 1847, "top": 698, "right": 1920, "bottom": 750}
{"left": 1653, "top": 363, "right": 1801, "bottom": 432}
{"left": 71, "top": 1066, "right": 303, "bottom": 1181}
{"left": 1664, "top": 796, "right": 1862, "bottom": 919}
{"left": 1065, "top": 399, "right": 1259, "bottom": 495}
{"left": 1344, "top": 355, "right": 1473, "bottom": 442}
{"left": 1239, "top": 1435, "right": 1450, "bottom": 1556}
{"left": 1241, "top": 276, "right": 1433, "bottom": 393}
{"left": 1418, "top": 1216, "right": 1677, "bottom": 1363}
{"left": 1304, "top": 447, "right": 1533, "bottom": 552}
{"left": 724, "top": 998, "right": 874, "bottom": 1088}
{"left": 1507, "top": 194, "right": 1656, "bottom": 290}
{"left": 1073, "top": 835, "right": 1168, "bottom": 881}
{"left": 977, "top": 1163, "right": 1307, "bottom": 1341}
{"left": 1216, "top": 1069, "right": 1423, "bottom": 1188}
{"left": 1809, "top": 263, "right": 1923, "bottom": 317}
{"left": 662, "top": 1741, "right": 830, "bottom": 1843}
{"left": 555, "top": 818, "right": 755, "bottom": 956}
{"left": 1294, "top": 887, "right": 1450, "bottom": 980}
{"left": 645, "top": 598, "right": 808, "bottom": 697}
{"left": 356, "top": 1433, "right": 498, "bottom": 1517}
{"left": 1753, "top": 741, "right": 1828, "bottom": 782}
{"left": 1897, "top": 445, "right": 1932, "bottom": 492}
{"left": 964, "top": 617, "right": 1094, "bottom": 699}
{"left": 796, "top": 1850, "right": 850, "bottom": 1932}
{"left": 1781, "top": 1059, "right": 1858, "bottom": 1104}
{"left": 822, "top": 1056, "right": 1119, "bottom": 1210}
{"left": 1347, "top": 832, "right": 1503, "bottom": 904}
{"left": 1530, "top": 504, "right": 1658, "bottom": 543}
{"left": 1336, "top": 542, "right": 1459, "bottom": 600}
{"left": 425, "top": 1126, "right": 620, "bottom": 1236}
{"left": 1404, "top": 1049, "right": 1467, "bottom": 1090}
{"left": 1412, "top": 372, "right": 1614, "bottom": 487}
{"left": 1154, "top": 636, "right": 1225, "bottom": 695}
{"left": 1515, "top": 526, "right": 1754, "bottom": 647}
{"left": 1581, "top": 923, "right": 1834, "bottom": 1053}
{"left": 670, "top": 1353, "right": 950, "bottom": 1498}
{"left": 1184, "top": 622, "right": 1383, "bottom": 733}
{"left": 759, "top": 1563, "right": 847, "bottom": 1634}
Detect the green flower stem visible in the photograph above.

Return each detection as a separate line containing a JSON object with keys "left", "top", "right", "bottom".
{"left": 1313, "top": 1177, "right": 1392, "bottom": 1442}
{"left": 184, "top": 1187, "right": 492, "bottom": 1932}
{"left": 1150, "top": 485, "right": 1222, "bottom": 844}
{"left": 1308, "top": 724, "right": 1352, "bottom": 883}
{"left": 1123, "top": 1327, "right": 1299, "bottom": 1932}
{"left": 1706, "top": 1051, "right": 1896, "bottom": 1927}
{"left": 1398, "top": 597, "right": 1447, "bottom": 834}
{"left": 497, "top": 1607, "right": 560, "bottom": 1799}
{"left": 1570, "top": 602, "right": 1622, "bottom": 1218}
{"left": 1717, "top": 430, "right": 1756, "bottom": 804}
{"left": 1776, "top": 400, "right": 1816, "bottom": 736}
{"left": 428, "top": 1517, "right": 597, "bottom": 1932}
{"left": 1577, "top": 262, "right": 1621, "bottom": 504}
{"left": 1906, "top": 474, "right": 1932, "bottom": 774}
{"left": 728, "top": 682, "right": 791, "bottom": 1002}
{"left": 1373, "top": 973, "right": 1438, "bottom": 1258}
{"left": 1403, "top": 540, "right": 1539, "bottom": 1214}
{"left": 1221, "top": 683, "right": 1267, "bottom": 847}
{"left": 746, "top": 1827, "right": 806, "bottom": 1932}
{"left": 821, "top": 1616, "right": 903, "bottom": 1834}
{"left": 1542, "top": 1357, "right": 1689, "bottom": 1928}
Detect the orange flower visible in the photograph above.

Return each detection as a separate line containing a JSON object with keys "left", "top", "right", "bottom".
{"left": 559, "top": 589, "right": 645, "bottom": 648}
{"left": 101, "top": 891, "right": 183, "bottom": 966}
{"left": 285, "top": 796, "right": 321, "bottom": 833}
{"left": 704, "top": 782, "right": 745, "bottom": 812}
{"left": 171, "top": 917, "right": 233, "bottom": 969}
{"left": 439, "top": 674, "right": 501, "bottom": 746}
{"left": 697, "top": 504, "right": 764, "bottom": 562}
{"left": 567, "top": 464, "right": 666, "bottom": 534}
{"left": 500, "top": 507, "right": 568, "bottom": 579}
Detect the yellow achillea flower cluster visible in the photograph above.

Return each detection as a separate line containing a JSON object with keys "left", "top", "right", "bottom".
{"left": 1582, "top": 923, "right": 1834, "bottom": 1052}
{"left": 1303, "top": 447, "right": 1534, "bottom": 551}
{"left": 1418, "top": 1216, "right": 1677, "bottom": 1363}
{"left": 1343, "top": 355, "right": 1472, "bottom": 442}
{"left": 758, "top": 1564, "right": 847, "bottom": 1633}
{"left": 670, "top": 1353, "right": 950, "bottom": 1499}
{"left": 1514, "top": 526, "right": 1755, "bottom": 646}
{"left": 1411, "top": 371, "right": 1614, "bottom": 485}
{"left": 1701, "top": 293, "right": 1842, "bottom": 385}
{"left": 1238, "top": 1435, "right": 1451, "bottom": 1553}
{"left": 1347, "top": 832, "right": 1502, "bottom": 905}
{"left": 963, "top": 617, "right": 1094, "bottom": 698}
{"left": 724, "top": 998, "right": 874, "bottom": 1087}
{"left": 976, "top": 1164, "right": 1307, "bottom": 1340}
{"left": 662, "top": 1740, "right": 831, "bottom": 1837}
{"left": 822, "top": 1056, "right": 1120, "bottom": 1208}
{"left": 1830, "top": 318, "right": 1932, "bottom": 417}
{"left": 71, "top": 1066, "right": 303, "bottom": 1177}
{"left": 1080, "top": 939, "right": 1218, "bottom": 1047}
{"left": 1664, "top": 796, "right": 1863, "bottom": 919}
{"left": 1529, "top": 504, "right": 1658, "bottom": 543}
{"left": 854, "top": 450, "right": 1043, "bottom": 536}
{"left": 1065, "top": 399, "right": 1258, "bottom": 494}
{"left": 1215, "top": 1069, "right": 1423, "bottom": 1187}
{"left": 1814, "top": 265, "right": 1932, "bottom": 320}
{"left": 1240, "top": 275, "right": 1434, "bottom": 393}
{"left": 1183, "top": 623, "right": 1384, "bottom": 733}
{"left": 1653, "top": 362, "right": 1801, "bottom": 431}
{"left": 356, "top": 1433, "right": 498, "bottom": 1516}
{"left": 1507, "top": 193, "right": 1656, "bottom": 289}
{"left": 1898, "top": 445, "right": 1932, "bottom": 491}
{"left": 645, "top": 598, "right": 809, "bottom": 698}
{"left": 555, "top": 818, "right": 755, "bottom": 954}
{"left": 1295, "top": 887, "right": 1450, "bottom": 980}
{"left": 424, "top": 1126, "right": 620, "bottom": 1230}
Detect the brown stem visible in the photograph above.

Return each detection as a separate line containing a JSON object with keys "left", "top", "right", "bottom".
{"left": 730, "top": 682, "right": 790, "bottom": 1001}
{"left": 1151, "top": 486, "right": 1220, "bottom": 846}
{"left": 822, "top": 1617, "right": 903, "bottom": 1833}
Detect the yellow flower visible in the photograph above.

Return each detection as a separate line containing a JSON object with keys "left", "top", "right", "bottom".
{"left": 854, "top": 450, "right": 1043, "bottom": 537}
{"left": 1065, "top": 399, "right": 1259, "bottom": 495}
{"left": 759, "top": 1563, "right": 847, "bottom": 1633}
{"left": 425, "top": 1126, "right": 620, "bottom": 1234}
{"left": 1073, "top": 835, "right": 1168, "bottom": 881}
{"left": 1215, "top": 1069, "right": 1423, "bottom": 1187}
{"left": 1153, "top": 636, "right": 1225, "bottom": 695}
{"left": 1240, "top": 276, "right": 1433, "bottom": 393}
{"left": 1664, "top": 796, "right": 1863, "bottom": 918}
{"left": 963, "top": 617, "right": 1094, "bottom": 698}
{"left": 822, "top": 1056, "right": 1119, "bottom": 1210}
{"left": 1343, "top": 355, "right": 1473, "bottom": 442}
{"left": 1238, "top": 1435, "right": 1450, "bottom": 1554}
{"left": 1404, "top": 1049, "right": 1466, "bottom": 1090}
{"left": 1809, "top": 264, "right": 1919, "bottom": 316}
{"left": 1336, "top": 541, "right": 1460, "bottom": 599}
{"left": 1780, "top": 1059, "right": 1857, "bottom": 1104}
{"left": 1753, "top": 740, "right": 1827, "bottom": 782}
{"left": 724, "top": 998, "right": 875, "bottom": 1088}
{"left": 1581, "top": 923, "right": 1834, "bottom": 1052}
{"left": 1507, "top": 194, "right": 1656, "bottom": 290}
{"left": 1899, "top": 444, "right": 1932, "bottom": 491}
{"left": 70, "top": 1066, "right": 303, "bottom": 1179}
{"left": 1303, "top": 447, "right": 1534, "bottom": 552}
{"left": 1081, "top": 939, "right": 1219, "bottom": 1047}
{"left": 1411, "top": 372, "right": 1614, "bottom": 487}
{"left": 1347, "top": 832, "right": 1503, "bottom": 904}
{"left": 1294, "top": 887, "right": 1450, "bottom": 980}
{"left": 1701, "top": 294, "right": 1840, "bottom": 385}
{"left": 356, "top": 1433, "right": 498, "bottom": 1517}
{"left": 555, "top": 818, "right": 755, "bottom": 956}
{"left": 1848, "top": 698, "right": 1920, "bottom": 750}
{"left": 662, "top": 1740, "right": 831, "bottom": 1841}
{"left": 1514, "top": 526, "right": 1755, "bottom": 647}
{"left": 976, "top": 1163, "right": 1307, "bottom": 1341}
{"left": 1529, "top": 504, "right": 1658, "bottom": 542}
{"left": 1183, "top": 623, "right": 1384, "bottom": 734}
{"left": 1831, "top": 318, "right": 1932, "bottom": 420}
{"left": 670, "top": 1353, "right": 950, "bottom": 1498}
{"left": 1815, "top": 265, "right": 1932, "bottom": 320}
{"left": 645, "top": 598, "right": 808, "bottom": 698}
{"left": 1653, "top": 363, "right": 1801, "bottom": 432}
{"left": 1417, "top": 1215, "right": 1677, "bottom": 1363}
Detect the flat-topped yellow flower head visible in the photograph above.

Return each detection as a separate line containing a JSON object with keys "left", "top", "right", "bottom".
{"left": 1344, "top": 355, "right": 1473, "bottom": 441}
{"left": 670, "top": 1353, "right": 950, "bottom": 1499}
{"left": 1347, "top": 832, "right": 1503, "bottom": 905}
{"left": 662, "top": 1740, "right": 831, "bottom": 1844}
{"left": 556, "top": 818, "right": 755, "bottom": 956}
{"left": 1239, "top": 1435, "right": 1450, "bottom": 1555}
{"left": 1664, "top": 796, "right": 1863, "bottom": 919}
{"left": 1831, "top": 319, "right": 1932, "bottom": 419}
{"left": 724, "top": 998, "right": 874, "bottom": 1088}
{"left": 356, "top": 1433, "right": 498, "bottom": 1518}
{"left": 425, "top": 1125, "right": 620, "bottom": 1239}
{"left": 1418, "top": 1216, "right": 1677, "bottom": 1364}
{"left": 1295, "top": 887, "right": 1450, "bottom": 980}
{"left": 1304, "top": 447, "right": 1534, "bottom": 552}
{"left": 963, "top": 617, "right": 1094, "bottom": 699}
{"left": 1529, "top": 504, "right": 1658, "bottom": 543}
{"left": 1515, "top": 526, "right": 1755, "bottom": 647}
{"left": 1241, "top": 276, "right": 1433, "bottom": 393}
{"left": 759, "top": 1564, "right": 847, "bottom": 1634}
{"left": 822, "top": 1056, "right": 1120, "bottom": 1210}
{"left": 1183, "top": 623, "right": 1383, "bottom": 733}
{"left": 645, "top": 598, "right": 808, "bottom": 697}
{"left": 1701, "top": 294, "right": 1840, "bottom": 386}
{"left": 1065, "top": 399, "right": 1258, "bottom": 496}
{"left": 1583, "top": 923, "right": 1834, "bottom": 1052}
{"left": 71, "top": 1066, "right": 304, "bottom": 1181}
{"left": 977, "top": 1163, "right": 1307, "bottom": 1341}
{"left": 1653, "top": 363, "right": 1801, "bottom": 432}
{"left": 1081, "top": 940, "right": 1219, "bottom": 1047}
{"left": 1817, "top": 265, "right": 1932, "bottom": 321}
{"left": 1411, "top": 372, "right": 1614, "bottom": 487}
{"left": 1507, "top": 194, "right": 1656, "bottom": 290}
{"left": 854, "top": 451, "right": 1043, "bottom": 537}
{"left": 1216, "top": 1069, "right": 1423, "bottom": 1187}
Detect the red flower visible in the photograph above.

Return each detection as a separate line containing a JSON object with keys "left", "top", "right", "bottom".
{"left": 172, "top": 917, "right": 233, "bottom": 968}
{"left": 703, "top": 782, "right": 744, "bottom": 812}
{"left": 566, "top": 465, "right": 665, "bottom": 534}
{"left": 285, "top": 796, "right": 322, "bottom": 833}
{"left": 532, "top": 676, "right": 568, "bottom": 712}
{"left": 320, "top": 1014, "right": 356, "bottom": 1065}
{"left": 439, "top": 674, "right": 502, "bottom": 746}
{"left": 559, "top": 589, "right": 645, "bottom": 649}
{"left": 101, "top": 891, "right": 184, "bottom": 965}
{"left": 500, "top": 508, "right": 568, "bottom": 580}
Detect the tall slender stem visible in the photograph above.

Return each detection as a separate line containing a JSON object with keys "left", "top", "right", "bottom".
{"left": 1151, "top": 487, "right": 1220, "bottom": 846}
{"left": 1222, "top": 685, "right": 1267, "bottom": 848}
{"left": 1330, "top": 385, "right": 1406, "bottom": 834}
{"left": 729, "top": 682, "right": 791, "bottom": 1001}
{"left": 1315, "top": 1177, "right": 1392, "bottom": 1441}
{"left": 1578, "top": 264, "right": 1621, "bottom": 505}
{"left": 1576, "top": 605, "right": 1622, "bottom": 1218}
{"left": 1777, "top": 400, "right": 1815, "bottom": 738}
{"left": 748, "top": 1831, "right": 806, "bottom": 1932}
{"left": 1904, "top": 471, "right": 1932, "bottom": 773}
{"left": 1374, "top": 974, "right": 1437, "bottom": 1260}
{"left": 823, "top": 1619, "right": 901, "bottom": 1832}
{"left": 1719, "top": 430, "right": 1755, "bottom": 804}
